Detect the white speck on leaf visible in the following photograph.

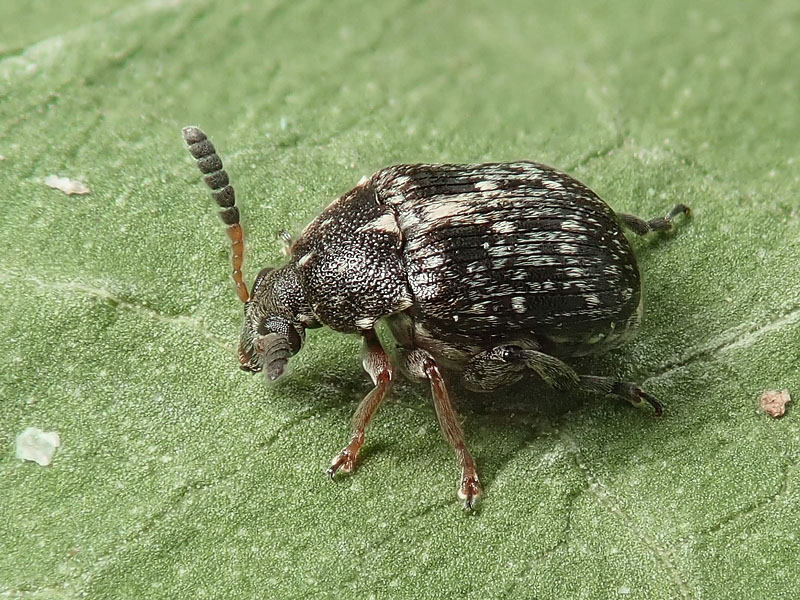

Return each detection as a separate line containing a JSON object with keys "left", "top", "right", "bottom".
{"left": 759, "top": 389, "right": 791, "bottom": 418}
{"left": 16, "top": 427, "right": 61, "bottom": 466}
{"left": 45, "top": 175, "right": 90, "bottom": 195}
{"left": 617, "top": 586, "right": 631, "bottom": 595}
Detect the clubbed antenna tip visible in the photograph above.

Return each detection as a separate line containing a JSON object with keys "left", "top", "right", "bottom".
{"left": 183, "top": 126, "right": 250, "bottom": 303}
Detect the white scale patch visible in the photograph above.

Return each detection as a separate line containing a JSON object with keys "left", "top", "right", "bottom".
{"left": 422, "top": 254, "right": 446, "bottom": 269}
{"left": 475, "top": 180, "right": 499, "bottom": 191}
{"left": 355, "top": 316, "right": 375, "bottom": 329}
{"left": 543, "top": 180, "right": 564, "bottom": 191}
{"left": 398, "top": 210, "right": 422, "bottom": 231}
{"left": 564, "top": 267, "right": 587, "bottom": 278}
{"left": 561, "top": 220, "right": 586, "bottom": 232}
{"left": 556, "top": 243, "right": 580, "bottom": 255}
{"left": 491, "top": 221, "right": 518, "bottom": 235}
{"left": 541, "top": 280, "right": 557, "bottom": 291}
{"left": 418, "top": 197, "right": 474, "bottom": 222}
{"left": 584, "top": 294, "right": 602, "bottom": 307}
{"left": 298, "top": 313, "right": 316, "bottom": 325}
{"left": 315, "top": 216, "right": 334, "bottom": 230}
{"left": 356, "top": 212, "right": 400, "bottom": 236}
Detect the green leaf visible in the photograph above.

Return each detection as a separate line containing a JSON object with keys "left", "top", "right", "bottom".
{"left": 2, "top": 1, "right": 799, "bottom": 598}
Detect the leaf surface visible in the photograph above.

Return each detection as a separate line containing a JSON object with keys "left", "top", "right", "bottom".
{"left": 1, "top": 1, "right": 799, "bottom": 598}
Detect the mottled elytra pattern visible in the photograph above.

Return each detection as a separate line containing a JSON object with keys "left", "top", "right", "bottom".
{"left": 372, "top": 162, "right": 641, "bottom": 358}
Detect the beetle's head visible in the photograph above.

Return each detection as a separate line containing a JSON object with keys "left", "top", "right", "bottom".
{"left": 181, "top": 127, "right": 319, "bottom": 381}
{"left": 238, "top": 265, "right": 317, "bottom": 381}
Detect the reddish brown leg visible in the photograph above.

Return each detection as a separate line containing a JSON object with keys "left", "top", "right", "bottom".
{"left": 327, "top": 330, "right": 393, "bottom": 479}
{"left": 405, "top": 348, "right": 481, "bottom": 509}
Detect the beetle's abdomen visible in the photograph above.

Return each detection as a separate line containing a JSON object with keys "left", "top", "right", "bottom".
{"left": 376, "top": 162, "right": 641, "bottom": 357}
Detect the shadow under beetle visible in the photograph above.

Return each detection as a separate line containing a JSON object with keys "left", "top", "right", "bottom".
{"left": 183, "top": 126, "right": 689, "bottom": 509}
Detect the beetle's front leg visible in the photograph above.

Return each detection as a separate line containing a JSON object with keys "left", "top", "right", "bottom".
{"left": 327, "top": 329, "right": 393, "bottom": 479}
{"left": 404, "top": 348, "right": 481, "bottom": 509}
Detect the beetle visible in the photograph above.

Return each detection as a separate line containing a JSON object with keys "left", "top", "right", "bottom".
{"left": 182, "top": 126, "right": 688, "bottom": 508}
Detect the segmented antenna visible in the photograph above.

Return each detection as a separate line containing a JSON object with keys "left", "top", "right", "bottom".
{"left": 182, "top": 126, "right": 249, "bottom": 303}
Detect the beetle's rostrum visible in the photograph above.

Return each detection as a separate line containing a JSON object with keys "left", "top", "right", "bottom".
{"left": 183, "top": 126, "right": 689, "bottom": 509}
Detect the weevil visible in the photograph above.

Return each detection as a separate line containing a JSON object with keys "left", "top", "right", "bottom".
{"left": 182, "top": 126, "right": 689, "bottom": 508}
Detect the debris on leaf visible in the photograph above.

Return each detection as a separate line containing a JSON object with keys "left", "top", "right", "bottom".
{"left": 15, "top": 427, "right": 61, "bottom": 466}
{"left": 759, "top": 389, "right": 791, "bottom": 418}
{"left": 44, "top": 174, "right": 90, "bottom": 195}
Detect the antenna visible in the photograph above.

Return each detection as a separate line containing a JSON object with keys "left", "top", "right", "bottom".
{"left": 183, "top": 126, "right": 249, "bottom": 303}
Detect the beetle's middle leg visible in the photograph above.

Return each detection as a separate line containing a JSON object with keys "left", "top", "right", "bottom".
{"left": 404, "top": 347, "right": 481, "bottom": 509}
{"left": 463, "top": 345, "right": 662, "bottom": 415}
{"left": 327, "top": 329, "right": 393, "bottom": 479}
{"left": 618, "top": 203, "right": 690, "bottom": 235}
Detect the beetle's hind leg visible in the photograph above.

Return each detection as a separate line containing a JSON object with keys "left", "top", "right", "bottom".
{"left": 618, "top": 203, "right": 690, "bottom": 235}
{"left": 404, "top": 348, "right": 481, "bottom": 509}
{"left": 463, "top": 345, "right": 662, "bottom": 415}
